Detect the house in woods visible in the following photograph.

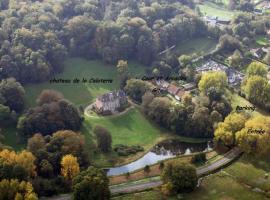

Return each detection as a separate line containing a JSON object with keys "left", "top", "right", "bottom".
{"left": 156, "top": 80, "right": 169, "bottom": 91}
{"left": 95, "top": 90, "right": 128, "bottom": 114}
{"left": 168, "top": 84, "right": 181, "bottom": 96}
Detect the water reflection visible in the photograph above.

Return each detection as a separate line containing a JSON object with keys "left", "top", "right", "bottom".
{"left": 107, "top": 140, "right": 212, "bottom": 176}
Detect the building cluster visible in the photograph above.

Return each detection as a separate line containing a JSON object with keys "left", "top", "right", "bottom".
{"left": 196, "top": 60, "right": 245, "bottom": 87}
{"left": 95, "top": 90, "right": 128, "bottom": 114}
{"left": 156, "top": 80, "right": 196, "bottom": 101}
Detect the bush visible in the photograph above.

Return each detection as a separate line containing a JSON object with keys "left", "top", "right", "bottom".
{"left": 191, "top": 153, "right": 207, "bottom": 164}
{"left": 113, "top": 144, "right": 144, "bottom": 156}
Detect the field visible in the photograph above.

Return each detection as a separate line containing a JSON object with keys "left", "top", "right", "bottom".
{"left": 198, "top": 1, "right": 237, "bottom": 20}
{"left": 82, "top": 108, "right": 169, "bottom": 167}
{"left": 24, "top": 57, "right": 146, "bottom": 107}
{"left": 255, "top": 35, "right": 270, "bottom": 46}
{"left": 2, "top": 126, "right": 25, "bottom": 151}
{"left": 173, "top": 37, "right": 217, "bottom": 56}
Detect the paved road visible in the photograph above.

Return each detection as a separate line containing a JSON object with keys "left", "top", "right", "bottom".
{"left": 110, "top": 148, "right": 242, "bottom": 195}
{"left": 43, "top": 148, "right": 242, "bottom": 198}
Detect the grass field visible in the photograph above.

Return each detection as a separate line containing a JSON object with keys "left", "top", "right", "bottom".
{"left": 82, "top": 108, "right": 168, "bottom": 167}
{"left": 255, "top": 35, "right": 269, "bottom": 46}
{"left": 2, "top": 126, "right": 25, "bottom": 151}
{"left": 198, "top": 1, "right": 238, "bottom": 20}
{"left": 174, "top": 37, "right": 217, "bottom": 56}
{"left": 24, "top": 58, "right": 146, "bottom": 107}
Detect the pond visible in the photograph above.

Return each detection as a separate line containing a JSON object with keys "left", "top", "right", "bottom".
{"left": 107, "top": 140, "right": 212, "bottom": 176}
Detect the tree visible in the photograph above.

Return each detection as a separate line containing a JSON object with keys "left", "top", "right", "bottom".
{"left": 229, "top": 49, "right": 242, "bottom": 68}
{"left": 27, "top": 133, "right": 46, "bottom": 153}
{"left": 116, "top": 60, "right": 128, "bottom": 75}
{"left": 246, "top": 62, "right": 268, "bottom": 78}
{"left": 125, "top": 79, "right": 153, "bottom": 103}
{"left": 161, "top": 161, "right": 197, "bottom": 193}
{"left": 72, "top": 166, "right": 110, "bottom": 200}
{"left": 0, "top": 78, "right": 25, "bottom": 112}
{"left": 147, "top": 97, "right": 172, "bottom": 128}
{"left": 36, "top": 90, "right": 64, "bottom": 106}
{"left": 116, "top": 60, "right": 129, "bottom": 89}
{"left": 94, "top": 126, "right": 112, "bottom": 153}
{"left": 61, "top": 154, "right": 80, "bottom": 180}
{"left": 0, "top": 104, "right": 10, "bottom": 122}
{"left": 0, "top": 179, "right": 38, "bottom": 200}
{"left": 214, "top": 113, "right": 248, "bottom": 146}
{"left": 242, "top": 75, "right": 270, "bottom": 109}
{"left": 18, "top": 98, "right": 82, "bottom": 136}
{"left": 0, "top": 150, "right": 36, "bottom": 178}
{"left": 178, "top": 55, "right": 192, "bottom": 67}
{"left": 199, "top": 71, "right": 228, "bottom": 95}
{"left": 236, "top": 116, "right": 270, "bottom": 156}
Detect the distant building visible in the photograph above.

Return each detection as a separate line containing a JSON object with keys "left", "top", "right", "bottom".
{"left": 95, "top": 90, "right": 127, "bottom": 113}
{"left": 168, "top": 84, "right": 181, "bottom": 96}
{"left": 182, "top": 83, "right": 196, "bottom": 91}
{"left": 156, "top": 80, "right": 169, "bottom": 91}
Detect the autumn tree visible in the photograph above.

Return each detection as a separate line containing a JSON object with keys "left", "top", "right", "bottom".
{"left": 94, "top": 126, "right": 112, "bottom": 153}
{"left": 61, "top": 154, "right": 80, "bottom": 180}
{"left": 0, "top": 179, "right": 38, "bottom": 200}
{"left": 116, "top": 60, "right": 129, "bottom": 89}
{"left": 242, "top": 75, "right": 270, "bottom": 109}
{"left": 0, "top": 149, "right": 36, "bottom": 177}
{"left": 236, "top": 116, "right": 270, "bottom": 156}
{"left": 72, "top": 166, "right": 110, "bottom": 200}
{"left": 246, "top": 62, "right": 268, "bottom": 78}
{"left": 36, "top": 89, "right": 64, "bottom": 106}
{"left": 199, "top": 71, "right": 228, "bottom": 95}
{"left": 214, "top": 113, "right": 248, "bottom": 146}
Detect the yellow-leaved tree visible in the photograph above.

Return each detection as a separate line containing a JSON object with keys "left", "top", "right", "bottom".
{"left": 61, "top": 154, "right": 80, "bottom": 180}
{"left": 0, "top": 149, "right": 36, "bottom": 177}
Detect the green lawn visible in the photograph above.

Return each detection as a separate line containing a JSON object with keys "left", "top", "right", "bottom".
{"left": 82, "top": 108, "right": 167, "bottom": 167}
{"left": 2, "top": 126, "right": 26, "bottom": 151}
{"left": 24, "top": 57, "right": 146, "bottom": 107}
{"left": 224, "top": 154, "right": 270, "bottom": 193}
{"left": 255, "top": 35, "right": 269, "bottom": 46}
{"left": 184, "top": 173, "right": 269, "bottom": 200}
{"left": 230, "top": 92, "right": 270, "bottom": 117}
{"left": 198, "top": 1, "right": 238, "bottom": 20}
{"left": 174, "top": 37, "right": 217, "bottom": 56}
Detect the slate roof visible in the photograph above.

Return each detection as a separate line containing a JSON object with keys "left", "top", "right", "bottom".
{"left": 97, "top": 90, "right": 126, "bottom": 102}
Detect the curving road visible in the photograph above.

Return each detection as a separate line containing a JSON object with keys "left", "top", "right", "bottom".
{"left": 110, "top": 148, "right": 243, "bottom": 195}
{"left": 42, "top": 148, "right": 242, "bottom": 199}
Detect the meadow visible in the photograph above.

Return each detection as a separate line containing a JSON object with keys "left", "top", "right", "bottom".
{"left": 198, "top": 1, "right": 238, "bottom": 20}
{"left": 24, "top": 57, "right": 146, "bottom": 107}
{"left": 82, "top": 108, "right": 169, "bottom": 167}
{"left": 174, "top": 37, "right": 217, "bottom": 56}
